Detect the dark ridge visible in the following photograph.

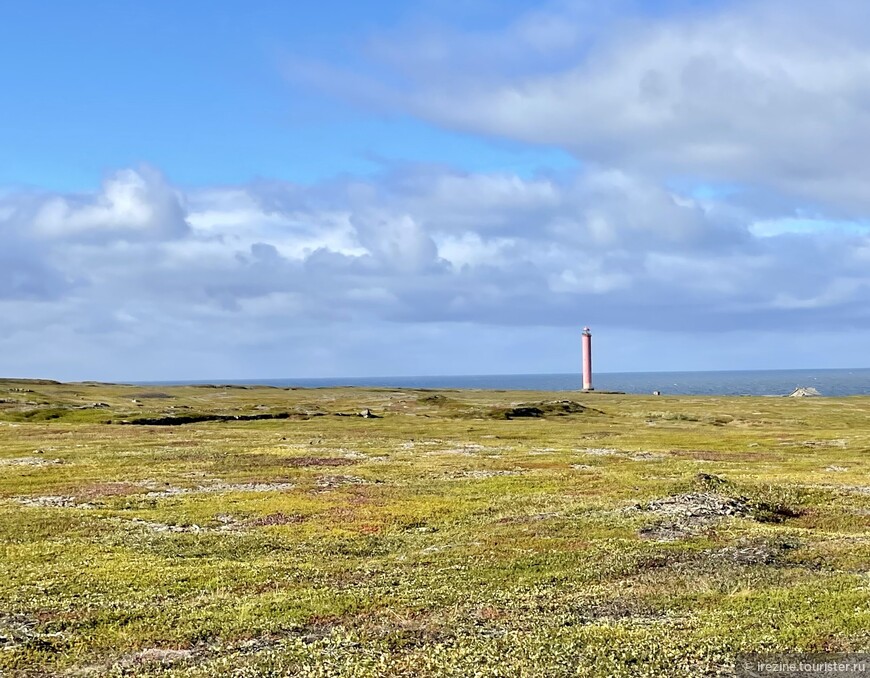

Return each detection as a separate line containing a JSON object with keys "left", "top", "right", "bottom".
{"left": 417, "top": 394, "right": 450, "bottom": 404}
{"left": 117, "top": 409, "right": 381, "bottom": 426}
{"left": 119, "top": 412, "right": 299, "bottom": 426}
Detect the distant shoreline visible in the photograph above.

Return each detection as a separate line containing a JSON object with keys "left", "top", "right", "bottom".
{"left": 5, "top": 367, "right": 870, "bottom": 397}
{"left": 137, "top": 367, "right": 870, "bottom": 397}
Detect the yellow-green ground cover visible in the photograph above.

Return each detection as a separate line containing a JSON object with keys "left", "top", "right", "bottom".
{"left": 0, "top": 379, "right": 868, "bottom": 676}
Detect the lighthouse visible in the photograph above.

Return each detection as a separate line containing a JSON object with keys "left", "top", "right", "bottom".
{"left": 582, "top": 327, "right": 593, "bottom": 391}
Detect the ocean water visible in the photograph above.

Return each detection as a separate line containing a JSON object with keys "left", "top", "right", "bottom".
{"left": 152, "top": 368, "right": 870, "bottom": 397}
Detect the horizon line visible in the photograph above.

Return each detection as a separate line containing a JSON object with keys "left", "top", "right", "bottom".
{"left": 131, "top": 365, "right": 870, "bottom": 386}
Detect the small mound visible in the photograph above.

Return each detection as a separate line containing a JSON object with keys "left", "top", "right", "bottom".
{"left": 636, "top": 491, "right": 751, "bottom": 541}
{"left": 636, "top": 474, "right": 803, "bottom": 541}
{"left": 417, "top": 394, "right": 450, "bottom": 404}
{"left": 645, "top": 492, "right": 750, "bottom": 519}
{"left": 494, "top": 406, "right": 544, "bottom": 419}
{"left": 488, "top": 400, "right": 594, "bottom": 419}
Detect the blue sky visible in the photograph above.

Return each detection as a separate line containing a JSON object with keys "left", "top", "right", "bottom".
{"left": 2, "top": 0, "right": 870, "bottom": 380}
{"left": 0, "top": 1, "right": 576, "bottom": 189}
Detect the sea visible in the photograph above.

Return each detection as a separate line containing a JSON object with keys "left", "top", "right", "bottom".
{"left": 150, "top": 368, "right": 870, "bottom": 397}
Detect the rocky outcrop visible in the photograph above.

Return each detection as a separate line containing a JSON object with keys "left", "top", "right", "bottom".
{"left": 787, "top": 387, "right": 821, "bottom": 397}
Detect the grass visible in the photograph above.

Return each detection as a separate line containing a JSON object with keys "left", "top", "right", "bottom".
{"left": 0, "top": 380, "right": 868, "bottom": 676}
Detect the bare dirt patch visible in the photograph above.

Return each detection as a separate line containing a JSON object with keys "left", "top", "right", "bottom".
{"left": 15, "top": 495, "right": 96, "bottom": 509}
{"left": 76, "top": 482, "right": 146, "bottom": 499}
{"left": 120, "top": 511, "right": 305, "bottom": 534}
{"left": 429, "top": 443, "right": 488, "bottom": 456}
{"left": 15, "top": 480, "right": 297, "bottom": 507}
{"left": 446, "top": 469, "right": 525, "bottom": 480}
{"left": 0, "top": 456, "right": 64, "bottom": 467}
{"left": 0, "top": 613, "right": 65, "bottom": 651}
{"left": 316, "top": 475, "right": 369, "bottom": 489}
{"left": 76, "top": 647, "right": 198, "bottom": 675}
{"left": 208, "top": 481, "right": 297, "bottom": 493}
{"left": 130, "top": 648, "right": 194, "bottom": 664}
{"left": 577, "top": 447, "right": 620, "bottom": 456}
{"left": 143, "top": 480, "right": 296, "bottom": 497}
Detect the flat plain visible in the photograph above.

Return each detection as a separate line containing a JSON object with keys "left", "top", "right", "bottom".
{"left": 0, "top": 379, "right": 868, "bottom": 677}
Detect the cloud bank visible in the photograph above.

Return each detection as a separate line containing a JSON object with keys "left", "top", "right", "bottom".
{"left": 2, "top": 160, "right": 869, "bottom": 379}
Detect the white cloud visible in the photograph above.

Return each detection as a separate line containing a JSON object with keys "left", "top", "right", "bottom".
{"left": 31, "top": 167, "right": 189, "bottom": 240}
{"left": 4, "top": 163, "right": 869, "bottom": 328}
{"left": 350, "top": 212, "right": 440, "bottom": 273}
{"left": 3, "top": 161, "right": 870, "bottom": 377}
{"left": 293, "top": 0, "right": 870, "bottom": 214}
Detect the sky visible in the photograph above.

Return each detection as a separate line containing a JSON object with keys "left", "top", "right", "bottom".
{"left": 2, "top": 0, "right": 870, "bottom": 381}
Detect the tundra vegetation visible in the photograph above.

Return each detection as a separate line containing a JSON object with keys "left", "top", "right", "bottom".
{"left": 0, "top": 379, "right": 868, "bottom": 676}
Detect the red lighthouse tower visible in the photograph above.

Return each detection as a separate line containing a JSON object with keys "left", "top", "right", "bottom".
{"left": 582, "top": 327, "right": 593, "bottom": 391}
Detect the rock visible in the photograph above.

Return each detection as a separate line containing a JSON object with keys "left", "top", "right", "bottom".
{"left": 334, "top": 409, "right": 380, "bottom": 418}
{"left": 501, "top": 406, "right": 544, "bottom": 418}
{"left": 787, "top": 387, "right": 821, "bottom": 397}
{"left": 488, "top": 400, "right": 593, "bottom": 419}
{"left": 635, "top": 491, "right": 751, "bottom": 541}
{"left": 644, "top": 492, "right": 750, "bottom": 520}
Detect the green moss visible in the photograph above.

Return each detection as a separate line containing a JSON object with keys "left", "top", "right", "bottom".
{"left": 0, "top": 380, "right": 868, "bottom": 675}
